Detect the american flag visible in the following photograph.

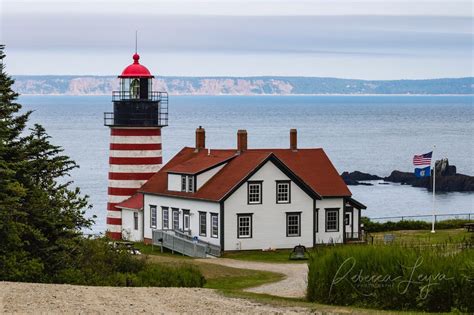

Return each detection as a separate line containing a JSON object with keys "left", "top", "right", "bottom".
{"left": 413, "top": 151, "right": 432, "bottom": 166}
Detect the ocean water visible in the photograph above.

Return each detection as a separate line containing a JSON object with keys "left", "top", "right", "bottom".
{"left": 19, "top": 95, "right": 473, "bottom": 232}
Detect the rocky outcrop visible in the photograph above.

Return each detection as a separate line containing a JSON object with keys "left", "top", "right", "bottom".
{"left": 383, "top": 159, "right": 473, "bottom": 192}
{"left": 343, "top": 159, "right": 473, "bottom": 192}
{"left": 341, "top": 171, "right": 382, "bottom": 185}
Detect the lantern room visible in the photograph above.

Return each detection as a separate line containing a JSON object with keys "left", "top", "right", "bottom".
{"left": 118, "top": 53, "right": 153, "bottom": 100}
{"left": 104, "top": 53, "right": 168, "bottom": 127}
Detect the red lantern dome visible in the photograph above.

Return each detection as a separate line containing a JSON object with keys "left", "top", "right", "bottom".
{"left": 119, "top": 53, "right": 154, "bottom": 78}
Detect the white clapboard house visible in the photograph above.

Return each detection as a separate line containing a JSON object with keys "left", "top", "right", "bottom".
{"left": 116, "top": 127, "right": 366, "bottom": 252}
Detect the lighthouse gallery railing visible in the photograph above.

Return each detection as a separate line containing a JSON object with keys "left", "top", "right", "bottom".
{"left": 104, "top": 91, "right": 168, "bottom": 127}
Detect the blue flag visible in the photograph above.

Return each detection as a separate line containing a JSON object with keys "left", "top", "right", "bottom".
{"left": 415, "top": 166, "right": 431, "bottom": 178}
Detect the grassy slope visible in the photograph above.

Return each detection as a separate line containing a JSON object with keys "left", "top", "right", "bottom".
{"left": 370, "top": 228, "right": 471, "bottom": 245}
{"left": 222, "top": 248, "right": 308, "bottom": 263}
{"left": 222, "top": 228, "right": 472, "bottom": 263}
{"left": 134, "top": 243, "right": 446, "bottom": 314}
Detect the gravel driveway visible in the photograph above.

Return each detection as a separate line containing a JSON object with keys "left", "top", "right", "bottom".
{"left": 0, "top": 282, "right": 312, "bottom": 314}
{"left": 196, "top": 258, "right": 308, "bottom": 298}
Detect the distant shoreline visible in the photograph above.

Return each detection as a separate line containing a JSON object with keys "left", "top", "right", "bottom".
{"left": 18, "top": 93, "right": 474, "bottom": 97}
{"left": 13, "top": 76, "right": 473, "bottom": 96}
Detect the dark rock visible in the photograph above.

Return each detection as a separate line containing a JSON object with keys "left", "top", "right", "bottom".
{"left": 384, "top": 160, "right": 473, "bottom": 192}
{"left": 343, "top": 159, "right": 472, "bottom": 192}
{"left": 384, "top": 170, "right": 416, "bottom": 184}
{"left": 341, "top": 171, "right": 382, "bottom": 181}
{"left": 343, "top": 180, "right": 374, "bottom": 186}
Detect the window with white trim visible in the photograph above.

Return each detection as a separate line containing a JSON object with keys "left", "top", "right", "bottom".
{"left": 162, "top": 207, "right": 169, "bottom": 229}
{"left": 150, "top": 205, "right": 157, "bottom": 228}
{"left": 181, "top": 175, "right": 187, "bottom": 192}
{"left": 183, "top": 210, "right": 190, "bottom": 231}
{"left": 211, "top": 213, "right": 218, "bottom": 238}
{"left": 326, "top": 209, "right": 339, "bottom": 232}
{"left": 172, "top": 208, "right": 179, "bottom": 230}
{"left": 276, "top": 181, "right": 290, "bottom": 203}
{"left": 286, "top": 212, "right": 301, "bottom": 237}
{"left": 248, "top": 182, "right": 262, "bottom": 204}
{"left": 237, "top": 214, "right": 252, "bottom": 238}
{"left": 199, "top": 212, "right": 207, "bottom": 236}
{"left": 180, "top": 175, "right": 195, "bottom": 193}
{"left": 188, "top": 176, "right": 194, "bottom": 193}
{"left": 133, "top": 212, "right": 139, "bottom": 230}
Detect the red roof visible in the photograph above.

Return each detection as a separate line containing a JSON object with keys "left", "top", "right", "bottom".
{"left": 167, "top": 150, "right": 236, "bottom": 174}
{"left": 115, "top": 193, "right": 144, "bottom": 210}
{"left": 119, "top": 53, "right": 154, "bottom": 78}
{"left": 140, "top": 147, "right": 351, "bottom": 201}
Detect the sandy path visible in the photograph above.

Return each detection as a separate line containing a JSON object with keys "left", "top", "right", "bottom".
{"left": 196, "top": 258, "right": 308, "bottom": 298}
{"left": 0, "top": 281, "right": 312, "bottom": 314}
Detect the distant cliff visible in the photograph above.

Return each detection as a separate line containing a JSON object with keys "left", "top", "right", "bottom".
{"left": 12, "top": 76, "right": 474, "bottom": 96}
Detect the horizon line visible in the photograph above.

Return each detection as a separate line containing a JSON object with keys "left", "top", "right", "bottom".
{"left": 11, "top": 75, "right": 474, "bottom": 81}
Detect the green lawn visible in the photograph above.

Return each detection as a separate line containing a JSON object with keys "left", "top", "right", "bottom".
{"left": 134, "top": 243, "right": 285, "bottom": 291}
{"left": 134, "top": 241, "right": 463, "bottom": 314}
{"left": 370, "top": 228, "right": 471, "bottom": 245}
{"left": 222, "top": 248, "right": 308, "bottom": 263}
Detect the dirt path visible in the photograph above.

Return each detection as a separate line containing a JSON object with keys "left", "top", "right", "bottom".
{"left": 0, "top": 281, "right": 312, "bottom": 314}
{"left": 197, "top": 258, "right": 308, "bottom": 298}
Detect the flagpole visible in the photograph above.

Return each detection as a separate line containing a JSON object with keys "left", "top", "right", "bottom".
{"left": 431, "top": 145, "right": 436, "bottom": 233}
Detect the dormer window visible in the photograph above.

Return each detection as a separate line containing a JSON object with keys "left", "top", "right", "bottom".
{"left": 180, "top": 174, "right": 195, "bottom": 193}
{"left": 188, "top": 176, "right": 194, "bottom": 193}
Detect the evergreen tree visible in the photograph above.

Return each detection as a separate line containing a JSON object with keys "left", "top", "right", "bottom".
{"left": 0, "top": 45, "right": 93, "bottom": 281}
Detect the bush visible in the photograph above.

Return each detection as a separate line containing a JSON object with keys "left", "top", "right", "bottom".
{"left": 362, "top": 217, "right": 470, "bottom": 233}
{"left": 52, "top": 238, "right": 205, "bottom": 287}
{"left": 307, "top": 245, "right": 474, "bottom": 312}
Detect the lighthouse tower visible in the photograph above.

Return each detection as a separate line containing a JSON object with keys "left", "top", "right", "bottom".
{"left": 104, "top": 53, "right": 168, "bottom": 239}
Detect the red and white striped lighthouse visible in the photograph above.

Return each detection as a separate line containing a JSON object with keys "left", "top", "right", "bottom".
{"left": 104, "top": 53, "right": 168, "bottom": 239}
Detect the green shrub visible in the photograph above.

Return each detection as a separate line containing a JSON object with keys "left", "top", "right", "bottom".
{"left": 362, "top": 217, "right": 470, "bottom": 233}
{"left": 52, "top": 238, "right": 205, "bottom": 287}
{"left": 307, "top": 245, "right": 474, "bottom": 312}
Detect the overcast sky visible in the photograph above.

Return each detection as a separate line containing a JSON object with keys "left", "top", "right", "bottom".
{"left": 1, "top": 0, "right": 473, "bottom": 79}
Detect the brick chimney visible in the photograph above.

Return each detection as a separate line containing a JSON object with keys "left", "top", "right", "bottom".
{"left": 290, "top": 129, "right": 297, "bottom": 151}
{"left": 195, "top": 126, "right": 205, "bottom": 152}
{"left": 237, "top": 129, "right": 248, "bottom": 153}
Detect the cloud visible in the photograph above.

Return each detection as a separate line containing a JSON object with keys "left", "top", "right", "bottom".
{"left": 1, "top": 1, "right": 472, "bottom": 78}
{"left": 2, "top": 15, "right": 472, "bottom": 55}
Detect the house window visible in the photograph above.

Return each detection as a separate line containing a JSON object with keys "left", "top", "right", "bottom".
{"left": 181, "top": 175, "right": 187, "bottom": 192}
{"left": 276, "top": 181, "right": 291, "bottom": 203}
{"left": 188, "top": 176, "right": 194, "bottom": 193}
{"left": 199, "top": 212, "right": 207, "bottom": 236}
{"left": 133, "top": 212, "right": 139, "bottom": 230}
{"left": 150, "top": 205, "right": 157, "bottom": 228}
{"left": 172, "top": 208, "right": 179, "bottom": 230}
{"left": 162, "top": 207, "right": 169, "bottom": 229}
{"left": 237, "top": 214, "right": 252, "bottom": 238}
{"left": 183, "top": 210, "right": 190, "bottom": 231}
{"left": 326, "top": 209, "right": 339, "bottom": 232}
{"left": 211, "top": 213, "right": 218, "bottom": 238}
{"left": 345, "top": 213, "right": 351, "bottom": 226}
{"left": 315, "top": 208, "right": 319, "bottom": 233}
{"left": 286, "top": 212, "right": 301, "bottom": 237}
{"left": 248, "top": 181, "right": 262, "bottom": 204}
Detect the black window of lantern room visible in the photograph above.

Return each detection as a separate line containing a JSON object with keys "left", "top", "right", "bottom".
{"left": 104, "top": 76, "right": 168, "bottom": 127}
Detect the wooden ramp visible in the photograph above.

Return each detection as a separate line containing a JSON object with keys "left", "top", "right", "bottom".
{"left": 152, "top": 229, "right": 221, "bottom": 258}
